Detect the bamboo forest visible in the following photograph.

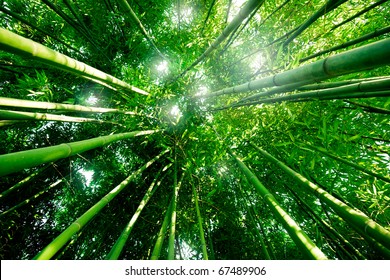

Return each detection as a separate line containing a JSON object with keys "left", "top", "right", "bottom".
{"left": 0, "top": 0, "right": 389, "bottom": 260}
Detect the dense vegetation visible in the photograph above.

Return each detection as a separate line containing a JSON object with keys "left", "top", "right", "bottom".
{"left": 0, "top": 0, "right": 389, "bottom": 260}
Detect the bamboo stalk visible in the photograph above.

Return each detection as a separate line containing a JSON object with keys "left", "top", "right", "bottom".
{"left": 0, "top": 109, "right": 115, "bottom": 124}
{"left": 0, "top": 164, "right": 52, "bottom": 199}
{"left": 150, "top": 199, "right": 173, "bottom": 260}
{"left": 0, "top": 179, "right": 63, "bottom": 217}
{"left": 106, "top": 171, "right": 163, "bottom": 259}
{"left": 173, "top": 0, "right": 263, "bottom": 81}
{"left": 300, "top": 25, "right": 390, "bottom": 62}
{"left": 302, "top": 145, "right": 390, "bottom": 184}
{"left": 0, "top": 130, "right": 159, "bottom": 177}
{"left": 283, "top": 0, "right": 348, "bottom": 47}
{"left": 0, "top": 97, "right": 136, "bottom": 114}
{"left": 191, "top": 182, "right": 209, "bottom": 260}
{"left": 206, "top": 38, "right": 390, "bottom": 98}
{"left": 0, "top": 28, "right": 149, "bottom": 95}
{"left": 230, "top": 152, "right": 328, "bottom": 260}
{"left": 252, "top": 144, "right": 390, "bottom": 251}
{"left": 33, "top": 150, "right": 168, "bottom": 260}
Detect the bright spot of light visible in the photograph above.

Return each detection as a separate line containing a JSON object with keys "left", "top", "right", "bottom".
{"left": 168, "top": 5, "right": 194, "bottom": 26}
{"left": 195, "top": 86, "right": 208, "bottom": 96}
{"left": 156, "top": 60, "right": 168, "bottom": 74}
{"left": 170, "top": 105, "right": 182, "bottom": 117}
{"left": 86, "top": 95, "right": 98, "bottom": 105}
{"left": 250, "top": 53, "right": 264, "bottom": 72}
{"left": 79, "top": 169, "right": 94, "bottom": 188}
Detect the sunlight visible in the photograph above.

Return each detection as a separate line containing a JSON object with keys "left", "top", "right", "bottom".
{"left": 170, "top": 105, "right": 182, "bottom": 117}
{"left": 195, "top": 85, "right": 208, "bottom": 96}
{"left": 79, "top": 169, "right": 94, "bottom": 188}
{"left": 86, "top": 95, "right": 98, "bottom": 105}
{"left": 168, "top": 4, "right": 194, "bottom": 26}
{"left": 250, "top": 53, "right": 264, "bottom": 72}
{"left": 156, "top": 60, "right": 169, "bottom": 74}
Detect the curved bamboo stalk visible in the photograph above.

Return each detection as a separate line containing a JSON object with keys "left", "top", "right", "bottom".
{"left": 344, "top": 100, "right": 390, "bottom": 115}
{"left": 230, "top": 152, "right": 328, "bottom": 260}
{"left": 150, "top": 199, "right": 173, "bottom": 260}
{"left": 283, "top": 0, "right": 348, "bottom": 47}
{"left": 0, "top": 130, "right": 159, "bottom": 177}
{"left": 0, "top": 28, "right": 149, "bottom": 95}
{"left": 33, "top": 150, "right": 168, "bottom": 260}
{"left": 106, "top": 171, "right": 163, "bottom": 259}
{"left": 252, "top": 145, "right": 390, "bottom": 251}
{"left": 0, "top": 179, "right": 63, "bottom": 217}
{"left": 206, "top": 38, "right": 390, "bottom": 98}
{"left": 0, "top": 97, "right": 136, "bottom": 114}
{"left": 300, "top": 25, "right": 390, "bottom": 63}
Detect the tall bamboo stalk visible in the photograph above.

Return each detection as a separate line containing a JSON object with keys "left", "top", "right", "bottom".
{"left": 302, "top": 145, "right": 390, "bottom": 184}
{"left": 0, "top": 130, "right": 158, "bottom": 177}
{"left": 252, "top": 144, "right": 390, "bottom": 251}
{"left": 173, "top": 0, "right": 263, "bottom": 81}
{"left": 191, "top": 182, "right": 209, "bottom": 260}
{"left": 300, "top": 25, "right": 390, "bottom": 62}
{"left": 0, "top": 164, "right": 51, "bottom": 199}
{"left": 150, "top": 199, "right": 173, "bottom": 260}
{"left": 283, "top": 0, "right": 348, "bottom": 47}
{"left": 0, "top": 28, "right": 149, "bottom": 95}
{"left": 106, "top": 171, "right": 163, "bottom": 259}
{"left": 167, "top": 165, "right": 184, "bottom": 260}
{"left": 0, "top": 109, "right": 116, "bottom": 124}
{"left": 117, "top": 0, "right": 166, "bottom": 59}
{"left": 206, "top": 38, "right": 390, "bottom": 98}
{"left": 230, "top": 152, "right": 328, "bottom": 260}
{"left": 0, "top": 179, "right": 63, "bottom": 217}
{"left": 33, "top": 150, "right": 168, "bottom": 260}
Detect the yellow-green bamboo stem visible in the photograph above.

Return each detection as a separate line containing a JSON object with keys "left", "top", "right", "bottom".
{"left": 231, "top": 152, "right": 328, "bottom": 260}
{"left": 253, "top": 145, "right": 390, "bottom": 251}
{"left": 0, "top": 28, "right": 148, "bottom": 95}
{"left": 0, "top": 130, "right": 158, "bottom": 177}
{"left": 33, "top": 150, "right": 168, "bottom": 260}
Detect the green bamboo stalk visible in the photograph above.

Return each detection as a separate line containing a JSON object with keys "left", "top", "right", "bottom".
{"left": 106, "top": 171, "right": 163, "bottom": 259}
{"left": 0, "top": 179, "right": 63, "bottom": 217}
{"left": 329, "top": 0, "right": 389, "bottom": 32}
{"left": 173, "top": 0, "right": 263, "bottom": 81}
{"left": 0, "top": 97, "right": 136, "bottom": 114}
{"left": 300, "top": 25, "right": 390, "bottom": 62}
{"left": 168, "top": 166, "right": 183, "bottom": 260}
{"left": 0, "top": 28, "right": 149, "bottom": 95}
{"left": 150, "top": 199, "right": 173, "bottom": 260}
{"left": 0, "top": 6, "right": 81, "bottom": 54}
{"left": 218, "top": 77, "right": 390, "bottom": 110}
{"left": 33, "top": 150, "right": 168, "bottom": 260}
{"left": 252, "top": 145, "right": 390, "bottom": 251}
{"left": 0, "top": 109, "right": 116, "bottom": 124}
{"left": 230, "top": 152, "right": 328, "bottom": 260}
{"left": 191, "top": 182, "right": 209, "bottom": 260}
{"left": 283, "top": 0, "right": 348, "bottom": 47}
{"left": 302, "top": 145, "right": 390, "bottom": 184}
{"left": 344, "top": 100, "right": 390, "bottom": 115}
{"left": 0, "top": 129, "right": 158, "bottom": 177}
{"left": 117, "top": 0, "right": 166, "bottom": 59}
{"left": 297, "top": 76, "right": 389, "bottom": 91}
{"left": 200, "top": 0, "right": 217, "bottom": 35}
{"left": 206, "top": 38, "right": 390, "bottom": 98}
{"left": 0, "top": 164, "right": 51, "bottom": 199}
{"left": 287, "top": 186, "right": 365, "bottom": 259}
